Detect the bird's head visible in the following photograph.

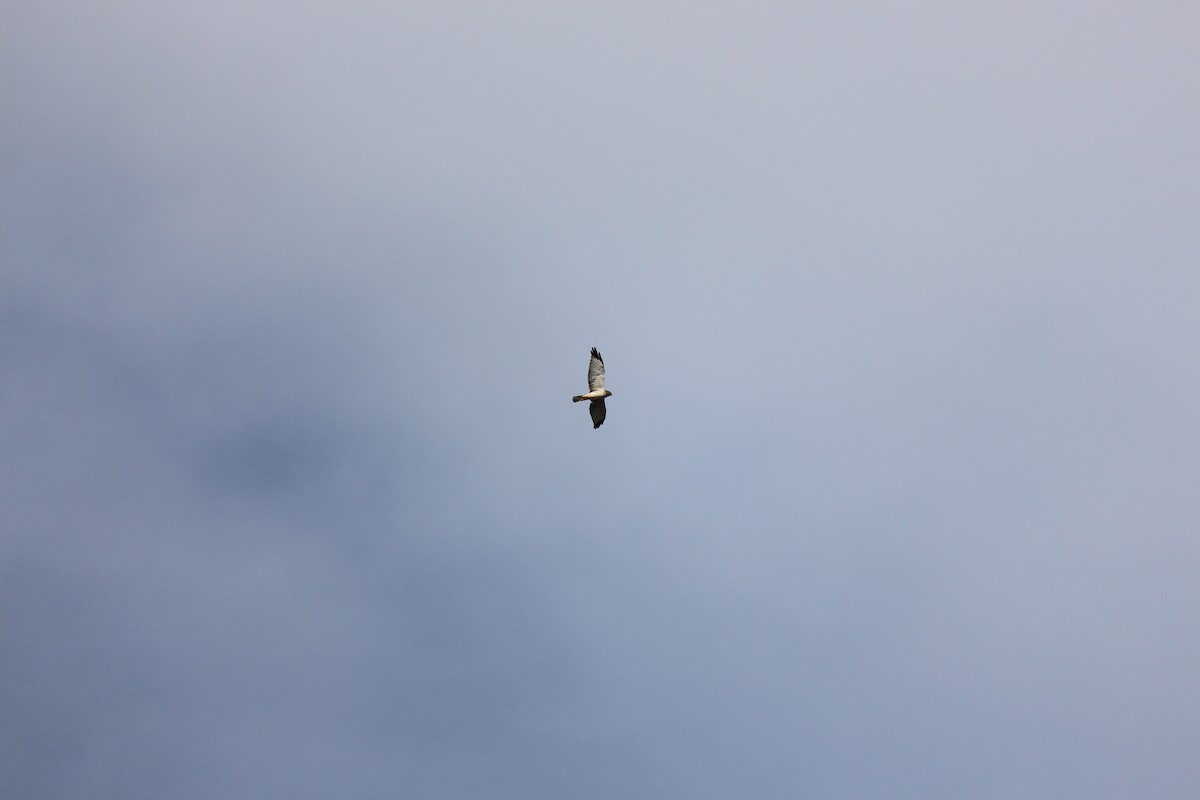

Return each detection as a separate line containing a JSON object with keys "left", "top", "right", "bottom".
{"left": 603, "top": 390, "right": 613, "bottom": 398}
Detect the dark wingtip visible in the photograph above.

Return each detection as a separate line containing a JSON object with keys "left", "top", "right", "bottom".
{"left": 591, "top": 346, "right": 602, "bottom": 362}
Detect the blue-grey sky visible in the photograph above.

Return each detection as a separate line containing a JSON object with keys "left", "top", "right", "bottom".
{"left": 3, "top": 2, "right": 1198, "bottom": 798}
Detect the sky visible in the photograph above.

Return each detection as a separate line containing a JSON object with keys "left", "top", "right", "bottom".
{"left": 2, "top": 2, "right": 1198, "bottom": 797}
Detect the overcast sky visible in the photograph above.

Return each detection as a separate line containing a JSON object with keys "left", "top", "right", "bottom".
{"left": 2, "top": 2, "right": 1198, "bottom": 798}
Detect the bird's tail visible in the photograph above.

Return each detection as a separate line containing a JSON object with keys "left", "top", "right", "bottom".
{"left": 572, "top": 395, "right": 584, "bottom": 402}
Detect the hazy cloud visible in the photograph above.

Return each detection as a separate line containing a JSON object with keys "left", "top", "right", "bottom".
{"left": 3, "top": 2, "right": 1198, "bottom": 798}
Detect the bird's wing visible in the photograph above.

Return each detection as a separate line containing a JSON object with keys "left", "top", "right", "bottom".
{"left": 587, "top": 347, "right": 606, "bottom": 391}
{"left": 589, "top": 397, "right": 607, "bottom": 429}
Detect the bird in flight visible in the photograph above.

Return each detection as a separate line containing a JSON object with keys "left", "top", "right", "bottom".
{"left": 572, "top": 347, "right": 613, "bottom": 429}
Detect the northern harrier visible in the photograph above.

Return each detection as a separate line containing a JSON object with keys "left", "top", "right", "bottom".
{"left": 572, "top": 347, "right": 613, "bottom": 429}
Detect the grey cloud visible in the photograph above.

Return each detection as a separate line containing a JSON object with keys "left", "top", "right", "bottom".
{"left": 3, "top": 2, "right": 1198, "bottom": 798}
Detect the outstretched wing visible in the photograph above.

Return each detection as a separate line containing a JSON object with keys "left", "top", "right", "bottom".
{"left": 589, "top": 398, "right": 607, "bottom": 429}
{"left": 587, "top": 347, "right": 606, "bottom": 391}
